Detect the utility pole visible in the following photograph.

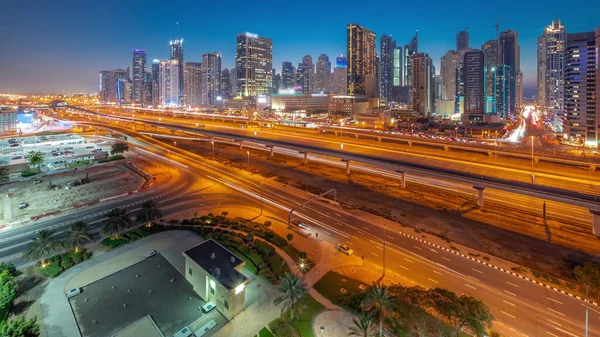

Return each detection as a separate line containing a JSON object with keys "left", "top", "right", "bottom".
{"left": 382, "top": 224, "right": 386, "bottom": 278}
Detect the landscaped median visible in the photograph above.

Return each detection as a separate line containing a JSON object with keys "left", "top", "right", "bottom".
{"left": 37, "top": 249, "right": 92, "bottom": 278}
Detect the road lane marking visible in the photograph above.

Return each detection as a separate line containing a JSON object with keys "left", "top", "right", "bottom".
{"left": 404, "top": 258, "right": 413, "bottom": 263}
{"left": 432, "top": 270, "right": 442, "bottom": 276}
{"left": 503, "top": 300, "right": 516, "bottom": 307}
{"left": 579, "top": 303, "right": 600, "bottom": 315}
{"left": 546, "top": 319, "right": 562, "bottom": 327}
{"left": 413, "top": 245, "right": 423, "bottom": 251}
{"left": 545, "top": 332, "right": 559, "bottom": 337}
{"left": 352, "top": 236, "right": 359, "bottom": 240}
{"left": 386, "top": 235, "right": 394, "bottom": 240}
{"left": 345, "top": 241, "right": 353, "bottom": 245}
{"left": 501, "top": 311, "right": 516, "bottom": 319}
{"left": 370, "top": 252, "right": 379, "bottom": 257}
{"left": 468, "top": 276, "right": 480, "bottom": 282}
{"left": 357, "top": 230, "right": 366, "bottom": 235}
{"left": 546, "top": 297, "right": 563, "bottom": 305}
{"left": 547, "top": 308, "right": 565, "bottom": 316}
{"left": 441, "top": 256, "right": 451, "bottom": 261}
{"left": 504, "top": 290, "right": 517, "bottom": 297}
{"left": 427, "top": 278, "right": 439, "bottom": 284}
{"left": 363, "top": 226, "right": 369, "bottom": 230}
{"left": 398, "top": 265, "right": 409, "bottom": 270}
{"left": 506, "top": 281, "right": 519, "bottom": 287}
{"left": 464, "top": 284, "right": 476, "bottom": 290}
{"left": 472, "top": 268, "right": 483, "bottom": 274}
{"left": 554, "top": 327, "right": 579, "bottom": 337}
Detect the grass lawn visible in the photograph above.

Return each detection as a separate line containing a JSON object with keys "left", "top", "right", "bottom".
{"left": 68, "top": 161, "right": 89, "bottom": 168}
{"left": 40, "top": 262, "right": 63, "bottom": 278}
{"left": 267, "top": 254, "right": 290, "bottom": 279}
{"left": 237, "top": 253, "right": 258, "bottom": 274}
{"left": 258, "top": 327, "right": 275, "bottom": 337}
{"left": 313, "top": 271, "right": 366, "bottom": 299}
{"left": 283, "top": 295, "right": 324, "bottom": 337}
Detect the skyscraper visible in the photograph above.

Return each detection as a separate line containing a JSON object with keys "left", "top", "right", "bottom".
{"left": 301, "top": 55, "right": 315, "bottom": 92}
{"left": 347, "top": 24, "right": 377, "bottom": 96}
{"left": 296, "top": 62, "right": 310, "bottom": 94}
{"left": 143, "top": 71, "right": 152, "bottom": 106}
{"left": 99, "top": 69, "right": 129, "bottom": 103}
{"left": 235, "top": 32, "right": 272, "bottom": 97}
{"left": 184, "top": 62, "right": 202, "bottom": 107}
{"left": 221, "top": 68, "right": 232, "bottom": 98}
{"left": 170, "top": 39, "right": 184, "bottom": 106}
{"left": 564, "top": 31, "right": 597, "bottom": 143}
{"left": 440, "top": 50, "right": 458, "bottom": 101}
{"left": 202, "top": 53, "right": 222, "bottom": 105}
{"left": 499, "top": 30, "right": 520, "bottom": 115}
{"left": 151, "top": 59, "right": 160, "bottom": 107}
{"left": 537, "top": 19, "right": 566, "bottom": 110}
{"left": 403, "top": 31, "right": 418, "bottom": 87}
{"left": 380, "top": 34, "right": 396, "bottom": 102}
{"left": 281, "top": 62, "right": 295, "bottom": 89}
{"left": 332, "top": 54, "right": 347, "bottom": 94}
{"left": 410, "top": 53, "right": 433, "bottom": 114}
{"left": 463, "top": 50, "right": 485, "bottom": 121}
{"left": 272, "top": 70, "right": 281, "bottom": 94}
{"left": 457, "top": 29, "right": 469, "bottom": 51}
{"left": 132, "top": 49, "right": 147, "bottom": 104}
{"left": 482, "top": 40, "right": 499, "bottom": 114}
{"left": 159, "top": 59, "right": 181, "bottom": 106}
{"left": 316, "top": 54, "right": 331, "bottom": 92}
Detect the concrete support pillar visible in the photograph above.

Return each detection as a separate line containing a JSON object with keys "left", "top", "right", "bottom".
{"left": 377, "top": 137, "right": 382, "bottom": 142}
{"left": 342, "top": 160, "right": 350, "bottom": 175}
{"left": 239, "top": 141, "right": 243, "bottom": 150}
{"left": 473, "top": 186, "right": 485, "bottom": 208}
{"left": 397, "top": 170, "right": 406, "bottom": 188}
{"left": 355, "top": 134, "right": 359, "bottom": 139}
{"left": 270, "top": 146, "right": 274, "bottom": 157}
{"left": 444, "top": 145, "right": 449, "bottom": 152}
{"left": 591, "top": 164, "right": 597, "bottom": 172}
{"left": 488, "top": 151, "right": 493, "bottom": 158}
{"left": 534, "top": 157, "right": 539, "bottom": 164}
{"left": 303, "top": 152, "right": 308, "bottom": 164}
{"left": 591, "top": 210, "right": 600, "bottom": 237}
{"left": 408, "top": 141, "right": 412, "bottom": 146}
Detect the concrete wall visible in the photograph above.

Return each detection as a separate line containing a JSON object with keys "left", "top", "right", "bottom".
{"left": 184, "top": 255, "right": 207, "bottom": 300}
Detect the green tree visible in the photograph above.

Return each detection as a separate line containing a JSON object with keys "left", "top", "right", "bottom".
{"left": 0, "top": 166, "right": 8, "bottom": 176}
{"left": 138, "top": 200, "right": 163, "bottom": 224}
{"left": 0, "top": 316, "right": 40, "bottom": 337}
{"left": 348, "top": 312, "right": 378, "bottom": 337}
{"left": 101, "top": 207, "right": 131, "bottom": 239}
{"left": 361, "top": 283, "right": 396, "bottom": 337}
{"left": 273, "top": 272, "right": 308, "bottom": 321}
{"left": 574, "top": 261, "right": 600, "bottom": 298}
{"left": 26, "top": 152, "right": 44, "bottom": 171}
{"left": 110, "top": 142, "right": 129, "bottom": 156}
{"left": 0, "top": 263, "right": 19, "bottom": 278}
{"left": 65, "top": 221, "right": 92, "bottom": 252}
{"left": 0, "top": 270, "right": 17, "bottom": 309}
{"left": 21, "top": 230, "right": 61, "bottom": 265}
{"left": 429, "top": 288, "right": 493, "bottom": 337}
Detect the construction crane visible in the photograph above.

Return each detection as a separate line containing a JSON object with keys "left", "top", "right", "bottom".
{"left": 494, "top": 18, "right": 505, "bottom": 40}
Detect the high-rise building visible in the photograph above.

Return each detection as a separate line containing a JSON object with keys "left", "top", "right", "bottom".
{"left": 151, "top": 60, "right": 160, "bottom": 107}
{"left": 169, "top": 39, "right": 184, "bottom": 105}
{"left": 347, "top": 24, "right": 377, "bottom": 96}
{"left": 393, "top": 46, "right": 402, "bottom": 87}
{"left": 410, "top": 53, "right": 434, "bottom": 114}
{"left": 403, "top": 31, "right": 418, "bottom": 87}
{"left": 537, "top": 19, "right": 566, "bottom": 110}
{"left": 332, "top": 54, "right": 348, "bottom": 94}
{"left": 564, "top": 31, "right": 597, "bottom": 143}
{"left": 495, "top": 64, "right": 511, "bottom": 118}
{"left": 463, "top": 50, "right": 485, "bottom": 121}
{"left": 159, "top": 59, "right": 181, "bottom": 106}
{"left": 301, "top": 55, "right": 315, "bottom": 92}
{"left": 457, "top": 29, "right": 469, "bottom": 51}
{"left": 236, "top": 32, "right": 273, "bottom": 97}
{"left": 296, "top": 62, "right": 310, "bottom": 94}
{"left": 272, "top": 70, "right": 281, "bottom": 94}
{"left": 230, "top": 67, "right": 237, "bottom": 97}
{"left": 143, "top": 71, "right": 152, "bottom": 105}
{"left": 380, "top": 34, "right": 396, "bottom": 102}
{"left": 132, "top": 49, "right": 147, "bottom": 104}
{"left": 440, "top": 50, "right": 458, "bottom": 101}
{"left": 201, "top": 53, "right": 222, "bottom": 105}
{"left": 99, "top": 69, "right": 129, "bottom": 103}
{"left": 316, "top": 54, "right": 331, "bottom": 92}
{"left": 221, "top": 68, "right": 232, "bottom": 98}
{"left": 482, "top": 40, "right": 499, "bottom": 114}
{"left": 596, "top": 27, "right": 600, "bottom": 142}
{"left": 499, "top": 30, "right": 520, "bottom": 115}
{"left": 281, "top": 62, "right": 295, "bottom": 89}
{"left": 184, "top": 62, "right": 202, "bottom": 107}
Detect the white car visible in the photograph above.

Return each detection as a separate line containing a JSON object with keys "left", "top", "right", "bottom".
{"left": 18, "top": 201, "right": 28, "bottom": 209}
{"left": 336, "top": 244, "right": 354, "bottom": 256}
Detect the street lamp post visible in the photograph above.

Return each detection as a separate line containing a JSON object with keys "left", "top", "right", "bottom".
{"left": 246, "top": 151, "right": 250, "bottom": 170}
{"left": 531, "top": 136, "right": 535, "bottom": 183}
{"left": 259, "top": 181, "right": 263, "bottom": 216}
{"left": 382, "top": 224, "right": 386, "bottom": 278}
{"left": 319, "top": 326, "right": 325, "bottom": 337}
{"left": 586, "top": 282, "right": 589, "bottom": 337}
{"left": 211, "top": 140, "right": 215, "bottom": 160}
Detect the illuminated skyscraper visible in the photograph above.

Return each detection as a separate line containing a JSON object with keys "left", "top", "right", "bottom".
{"left": 99, "top": 69, "right": 129, "bottom": 103}
{"left": 169, "top": 39, "right": 184, "bottom": 105}
{"left": 482, "top": 40, "right": 499, "bottom": 114}
{"left": 301, "top": 55, "right": 315, "bottom": 92}
{"left": 151, "top": 59, "right": 160, "bottom": 106}
{"left": 537, "top": 20, "right": 566, "bottom": 110}
{"left": 221, "top": 68, "right": 232, "bottom": 98}
{"left": 159, "top": 59, "right": 181, "bottom": 106}
{"left": 281, "top": 62, "right": 295, "bottom": 89}
{"left": 380, "top": 34, "right": 396, "bottom": 102}
{"left": 332, "top": 54, "right": 347, "bottom": 94}
{"left": 499, "top": 30, "right": 520, "bottom": 115}
{"left": 410, "top": 53, "right": 433, "bottom": 114}
{"left": 347, "top": 24, "right": 377, "bottom": 96}
{"left": 132, "top": 49, "right": 146, "bottom": 104}
{"left": 316, "top": 54, "right": 331, "bottom": 92}
{"left": 235, "top": 32, "right": 272, "bottom": 97}
{"left": 297, "top": 62, "right": 310, "bottom": 94}
{"left": 202, "top": 52, "right": 222, "bottom": 105}
{"left": 184, "top": 62, "right": 202, "bottom": 107}
{"left": 457, "top": 29, "right": 469, "bottom": 51}
{"left": 463, "top": 50, "right": 485, "bottom": 121}
{"left": 440, "top": 50, "right": 458, "bottom": 101}
{"left": 403, "top": 31, "right": 418, "bottom": 87}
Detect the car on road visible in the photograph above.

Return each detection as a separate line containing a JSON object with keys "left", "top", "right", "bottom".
{"left": 85, "top": 145, "right": 94, "bottom": 149}
{"left": 9, "top": 143, "right": 19, "bottom": 147}
{"left": 291, "top": 218, "right": 310, "bottom": 230}
{"left": 11, "top": 156, "right": 22, "bottom": 160}
{"left": 33, "top": 180, "right": 43, "bottom": 184}
{"left": 18, "top": 201, "right": 28, "bottom": 209}
{"left": 336, "top": 244, "right": 354, "bottom": 256}
{"left": 91, "top": 149, "right": 104, "bottom": 153}
{"left": 8, "top": 139, "right": 17, "bottom": 144}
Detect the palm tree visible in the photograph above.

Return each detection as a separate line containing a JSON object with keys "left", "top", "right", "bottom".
{"left": 101, "top": 207, "right": 131, "bottom": 239}
{"left": 110, "top": 142, "right": 129, "bottom": 156}
{"left": 361, "top": 282, "right": 396, "bottom": 337}
{"left": 65, "top": 221, "right": 92, "bottom": 252}
{"left": 22, "top": 230, "right": 61, "bottom": 265}
{"left": 27, "top": 151, "right": 44, "bottom": 171}
{"left": 273, "top": 272, "right": 308, "bottom": 321}
{"left": 138, "top": 200, "right": 163, "bottom": 224}
{"left": 348, "top": 312, "right": 378, "bottom": 337}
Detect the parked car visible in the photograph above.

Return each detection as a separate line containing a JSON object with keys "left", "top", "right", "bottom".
{"left": 9, "top": 143, "right": 19, "bottom": 147}
{"left": 33, "top": 180, "right": 43, "bottom": 184}
{"left": 7, "top": 139, "right": 17, "bottom": 144}
{"left": 85, "top": 145, "right": 94, "bottom": 149}
{"left": 335, "top": 244, "right": 354, "bottom": 256}
{"left": 11, "top": 156, "right": 22, "bottom": 160}
{"left": 18, "top": 201, "right": 28, "bottom": 209}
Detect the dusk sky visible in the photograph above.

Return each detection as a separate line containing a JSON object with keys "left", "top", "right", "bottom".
{"left": 1, "top": 0, "right": 598, "bottom": 96}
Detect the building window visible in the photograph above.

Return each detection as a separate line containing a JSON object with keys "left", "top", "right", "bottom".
{"left": 210, "top": 287, "right": 215, "bottom": 295}
{"left": 188, "top": 268, "right": 192, "bottom": 276}
{"left": 224, "top": 300, "right": 229, "bottom": 310}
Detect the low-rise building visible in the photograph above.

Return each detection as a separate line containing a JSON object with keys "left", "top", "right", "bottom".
{"left": 183, "top": 239, "right": 249, "bottom": 320}
{"left": 271, "top": 92, "right": 330, "bottom": 114}
{"left": 0, "top": 106, "right": 17, "bottom": 135}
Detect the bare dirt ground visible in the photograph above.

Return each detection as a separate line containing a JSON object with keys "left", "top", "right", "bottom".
{"left": 172, "top": 138, "right": 600, "bottom": 280}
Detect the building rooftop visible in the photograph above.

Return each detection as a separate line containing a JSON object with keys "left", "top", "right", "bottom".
{"left": 184, "top": 239, "right": 248, "bottom": 290}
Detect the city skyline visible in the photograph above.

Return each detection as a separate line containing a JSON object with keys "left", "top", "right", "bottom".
{"left": 1, "top": 0, "right": 599, "bottom": 95}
